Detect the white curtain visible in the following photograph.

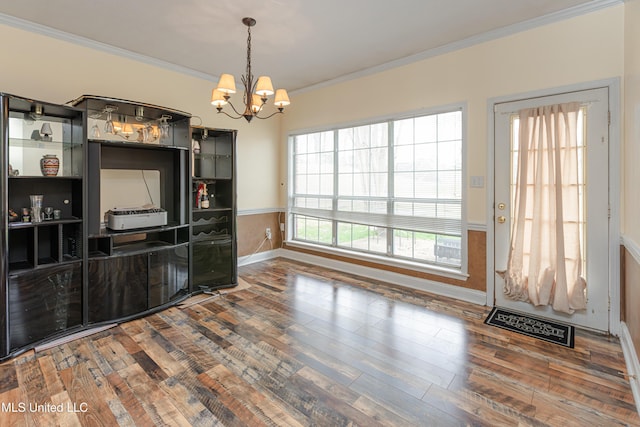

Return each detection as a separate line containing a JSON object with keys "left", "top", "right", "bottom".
{"left": 502, "top": 102, "right": 587, "bottom": 314}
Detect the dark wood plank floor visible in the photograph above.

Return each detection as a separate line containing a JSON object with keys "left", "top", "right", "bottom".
{"left": 1, "top": 257, "right": 638, "bottom": 426}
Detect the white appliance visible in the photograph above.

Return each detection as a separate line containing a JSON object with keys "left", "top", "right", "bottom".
{"left": 106, "top": 206, "right": 167, "bottom": 230}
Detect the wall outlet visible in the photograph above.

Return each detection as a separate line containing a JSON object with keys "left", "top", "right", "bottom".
{"left": 280, "top": 223, "right": 285, "bottom": 232}
{"left": 266, "top": 227, "right": 272, "bottom": 240}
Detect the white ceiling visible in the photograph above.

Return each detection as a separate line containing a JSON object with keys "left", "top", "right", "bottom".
{"left": 0, "top": 0, "right": 618, "bottom": 93}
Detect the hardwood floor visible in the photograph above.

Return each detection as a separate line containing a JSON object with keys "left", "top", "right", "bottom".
{"left": 1, "top": 257, "right": 638, "bottom": 426}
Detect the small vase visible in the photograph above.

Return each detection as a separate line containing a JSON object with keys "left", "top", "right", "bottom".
{"left": 41, "top": 154, "right": 59, "bottom": 176}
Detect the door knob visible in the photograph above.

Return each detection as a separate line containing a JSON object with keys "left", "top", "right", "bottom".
{"left": 497, "top": 216, "right": 506, "bottom": 224}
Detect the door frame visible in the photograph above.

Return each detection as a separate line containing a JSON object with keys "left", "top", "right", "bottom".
{"left": 486, "top": 78, "right": 621, "bottom": 335}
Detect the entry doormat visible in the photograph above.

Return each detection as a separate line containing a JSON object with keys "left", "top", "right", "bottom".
{"left": 484, "top": 307, "right": 575, "bottom": 348}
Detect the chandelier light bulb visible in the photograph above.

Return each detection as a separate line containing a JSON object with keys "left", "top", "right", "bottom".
{"left": 274, "top": 89, "right": 291, "bottom": 108}
{"left": 255, "top": 76, "right": 274, "bottom": 97}
{"left": 251, "top": 94, "right": 262, "bottom": 113}
{"left": 211, "top": 89, "right": 228, "bottom": 108}
{"left": 216, "top": 74, "right": 237, "bottom": 94}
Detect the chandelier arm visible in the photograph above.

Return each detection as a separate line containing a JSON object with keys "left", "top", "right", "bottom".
{"left": 254, "top": 109, "right": 285, "bottom": 120}
{"left": 216, "top": 109, "right": 243, "bottom": 120}
{"left": 252, "top": 100, "right": 267, "bottom": 115}
{"left": 224, "top": 99, "right": 245, "bottom": 117}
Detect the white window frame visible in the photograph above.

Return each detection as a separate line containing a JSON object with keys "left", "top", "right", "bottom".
{"left": 287, "top": 104, "right": 469, "bottom": 280}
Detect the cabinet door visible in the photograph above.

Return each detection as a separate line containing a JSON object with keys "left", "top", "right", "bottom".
{"left": 88, "top": 255, "right": 147, "bottom": 323}
{"left": 9, "top": 262, "right": 82, "bottom": 350}
{"left": 149, "top": 245, "right": 189, "bottom": 308}
{"left": 193, "top": 238, "right": 234, "bottom": 289}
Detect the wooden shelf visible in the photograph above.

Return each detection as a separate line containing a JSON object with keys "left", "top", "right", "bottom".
{"left": 8, "top": 256, "right": 82, "bottom": 275}
{"left": 9, "top": 175, "right": 82, "bottom": 180}
{"left": 8, "top": 218, "right": 82, "bottom": 229}
{"left": 192, "top": 207, "right": 232, "bottom": 213}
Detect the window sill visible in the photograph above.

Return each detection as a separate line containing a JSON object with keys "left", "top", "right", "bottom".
{"left": 284, "top": 240, "right": 469, "bottom": 282}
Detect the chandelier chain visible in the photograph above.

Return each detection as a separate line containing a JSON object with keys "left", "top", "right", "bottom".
{"left": 246, "top": 24, "right": 252, "bottom": 85}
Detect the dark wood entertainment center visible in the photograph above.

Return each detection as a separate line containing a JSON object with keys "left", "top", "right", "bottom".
{"left": 0, "top": 93, "right": 237, "bottom": 360}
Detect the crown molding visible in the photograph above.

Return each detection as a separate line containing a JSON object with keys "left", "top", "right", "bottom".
{"left": 292, "top": 0, "right": 623, "bottom": 95}
{"left": 1, "top": 0, "right": 623, "bottom": 94}
{"left": 0, "top": 12, "right": 217, "bottom": 83}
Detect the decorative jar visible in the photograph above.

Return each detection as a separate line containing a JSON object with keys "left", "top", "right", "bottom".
{"left": 40, "top": 154, "right": 60, "bottom": 176}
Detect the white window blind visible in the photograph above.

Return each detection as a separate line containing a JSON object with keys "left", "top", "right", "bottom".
{"left": 290, "top": 108, "right": 464, "bottom": 268}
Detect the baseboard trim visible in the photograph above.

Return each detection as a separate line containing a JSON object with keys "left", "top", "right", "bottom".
{"left": 34, "top": 324, "right": 117, "bottom": 353}
{"left": 238, "top": 248, "right": 283, "bottom": 266}
{"left": 277, "top": 248, "right": 486, "bottom": 305}
{"left": 620, "top": 322, "right": 640, "bottom": 417}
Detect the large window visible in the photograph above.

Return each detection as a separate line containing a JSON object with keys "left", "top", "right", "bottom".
{"left": 290, "top": 107, "right": 465, "bottom": 270}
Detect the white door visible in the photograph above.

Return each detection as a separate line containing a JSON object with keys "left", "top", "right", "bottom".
{"left": 494, "top": 87, "right": 610, "bottom": 331}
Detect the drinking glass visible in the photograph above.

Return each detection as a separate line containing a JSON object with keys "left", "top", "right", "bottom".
{"left": 91, "top": 124, "right": 101, "bottom": 139}
{"left": 104, "top": 111, "right": 114, "bottom": 134}
{"left": 30, "top": 195, "right": 43, "bottom": 208}
{"left": 31, "top": 207, "right": 42, "bottom": 223}
{"left": 159, "top": 115, "right": 171, "bottom": 139}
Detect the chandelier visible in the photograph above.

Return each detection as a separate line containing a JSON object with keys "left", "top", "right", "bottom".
{"left": 211, "top": 17, "right": 290, "bottom": 122}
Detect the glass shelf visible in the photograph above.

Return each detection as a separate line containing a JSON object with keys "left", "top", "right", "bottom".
{"left": 8, "top": 138, "right": 82, "bottom": 177}
{"left": 71, "top": 95, "right": 192, "bottom": 149}
{"left": 193, "top": 154, "right": 232, "bottom": 179}
{"left": 8, "top": 138, "right": 79, "bottom": 148}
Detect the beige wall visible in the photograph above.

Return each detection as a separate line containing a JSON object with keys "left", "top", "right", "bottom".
{"left": 0, "top": 22, "right": 281, "bottom": 211}
{"left": 625, "top": 0, "right": 640, "bottom": 243}
{"left": 1, "top": 6, "right": 635, "bottom": 272}
{"left": 0, "top": 6, "right": 627, "bottom": 224}
{"left": 623, "top": 0, "right": 640, "bottom": 351}
{"left": 280, "top": 6, "right": 625, "bottom": 224}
